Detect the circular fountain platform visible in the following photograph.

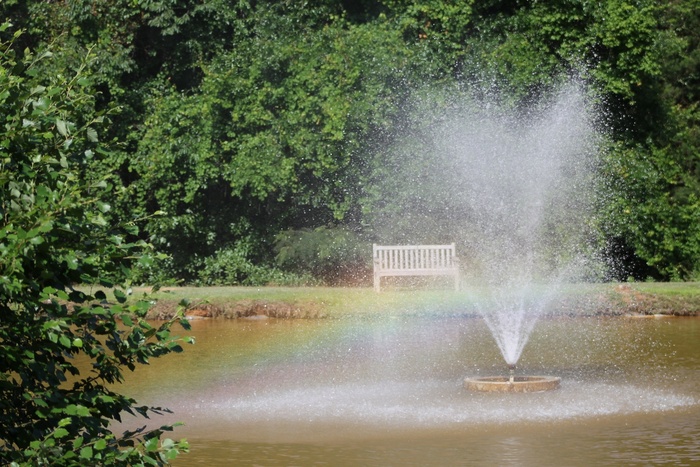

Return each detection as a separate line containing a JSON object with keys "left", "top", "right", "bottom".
{"left": 464, "top": 375, "right": 560, "bottom": 393}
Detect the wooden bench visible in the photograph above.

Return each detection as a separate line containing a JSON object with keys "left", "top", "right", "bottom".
{"left": 373, "top": 243, "right": 460, "bottom": 292}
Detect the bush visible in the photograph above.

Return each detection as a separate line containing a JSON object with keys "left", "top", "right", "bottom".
{"left": 197, "top": 246, "right": 315, "bottom": 286}
{"left": 274, "top": 226, "right": 370, "bottom": 285}
{"left": 0, "top": 28, "right": 189, "bottom": 465}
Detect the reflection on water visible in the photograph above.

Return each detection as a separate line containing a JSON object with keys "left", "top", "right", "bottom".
{"left": 116, "top": 315, "right": 700, "bottom": 466}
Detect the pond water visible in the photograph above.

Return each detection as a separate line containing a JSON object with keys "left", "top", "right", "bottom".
{"left": 119, "top": 314, "right": 700, "bottom": 466}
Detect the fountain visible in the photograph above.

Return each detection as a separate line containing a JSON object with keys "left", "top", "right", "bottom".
{"left": 464, "top": 362, "right": 561, "bottom": 393}
{"left": 492, "top": 87, "right": 595, "bottom": 390}
{"left": 385, "top": 82, "right": 601, "bottom": 391}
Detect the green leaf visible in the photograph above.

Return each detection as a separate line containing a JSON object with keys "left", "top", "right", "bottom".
{"left": 56, "top": 119, "right": 68, "bottom": 136}
{"left": 96, "top": 201, "right": 111, "bottom": 213}
{"left": 114, "top": 289, "right": 127, "bottom": 303}
{"left": 59, "top": 335, "right": 72, "bottom": 348}
{"left": 91, "top": 214, "right": 107, "bottom": 226}
{"left": 53, "top": 428, "right": 69, "bottom": 438}
{"left": 87, "top": 127, "right": 98, "bottom": 142}
{"left": 38, "top": 220, "right": 53, "bottom": 232}
{"left": 144, "top": 437, "right": 159, "bottom": 452}
{"left": 34, "top": 398, "right": 49, "bottom": 408}
{"left": 94, "top": 438, "right": 107, "bottom": 451}
{"left": 80, "top": 446, "right": 93, "bottom": 459}
{"left": 73, "top": 436, "right": 84, "bottom": 449}
{"left": 29, "top": 236, "right": 45, "bottom": 245}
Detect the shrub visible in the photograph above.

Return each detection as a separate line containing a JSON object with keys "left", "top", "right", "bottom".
{"left": 0, "top": 27, "right": 190, "bottom": 465}
{"left": 197, "top": 246, "right": 315, "bottom": 286}
{"left": 274, "top": 226, "right": 370, "bottom": 285}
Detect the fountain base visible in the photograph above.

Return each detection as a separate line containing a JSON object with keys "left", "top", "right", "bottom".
{"left": 464, "top": 375, "right": 560, "bottom": 393}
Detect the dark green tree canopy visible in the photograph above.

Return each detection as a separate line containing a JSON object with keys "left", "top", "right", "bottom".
{"left": 1, "top": 0, "right": 699, "bottom": 282}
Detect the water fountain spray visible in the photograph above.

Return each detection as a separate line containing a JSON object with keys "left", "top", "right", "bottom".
{"left": 448, "top": 81, "right": 599, "bottom": 392}
{"left": 372, "top": 79, "right": 599, "bottom": 392}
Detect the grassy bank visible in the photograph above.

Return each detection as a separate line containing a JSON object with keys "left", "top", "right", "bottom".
{"left": 137, "top": 282, "right": 700, "bottom": 319}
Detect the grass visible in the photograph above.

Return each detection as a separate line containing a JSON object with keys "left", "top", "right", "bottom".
{"left": 131, "top": 282, "right": 700, "bottom": 319}
{"left": 140, "top": 285, "right": 473, "bottom": 319}
{"left": 626, "top": 281, "right": 700, "bottom": 296}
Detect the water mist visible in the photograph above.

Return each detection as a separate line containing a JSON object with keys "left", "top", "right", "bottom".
{"left": 451, "top": 83, "right": 599, "bottom": 367}
{"left": 376, "top": 81, "right": 601, "bottom": 369}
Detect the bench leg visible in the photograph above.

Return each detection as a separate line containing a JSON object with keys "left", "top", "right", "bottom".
{"left": 374, "top": 273, "right": 381, "bottom": 292}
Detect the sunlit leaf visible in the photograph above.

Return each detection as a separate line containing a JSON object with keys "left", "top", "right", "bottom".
{"left": 56, "top": 119, "right": 68, "bottom": 136}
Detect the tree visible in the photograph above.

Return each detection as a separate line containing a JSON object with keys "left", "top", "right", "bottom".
{"left": 451, "top": 0, "right": 700, "bottom": 280}
{"left": 0, "top": 27, "right": 190, "bottom": 465}
{"left": 5, "top": 0, "right": 700, "bottom": 282}
{"left": 597, "top": 0, "right": 700, "bottom": 280}
{"left": 121, "top": 6, "right": 443, "bottom": 282}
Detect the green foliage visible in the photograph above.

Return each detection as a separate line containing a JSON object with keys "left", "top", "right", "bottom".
{"left": 0, "top": 28, "right": 190, "bottom": 465}
{"left": 275, "top": 226, "right": 369, "bottom": 285}
{"left": 596, "top": 0, "right": 700, "bottom": 280}
{"left": 587, "top": 0, "right": 661, "bottom": 100}
{"left": 198, "top": 246, "right": 314, "bottom": 286}
{"left": 4, "top": 0, "right": 700, "bottom": 283}
{"left": 382, "top": 0, "right": 475, "bottom": 60}
{"left": 461, "top": 0, "right": 661, "bottom": 104}
{"left": 124, "top": 85, "right": 225, "bottom": 277}
{"left": 602, "top": 140, "right": 700, "bottom": 281}
{"left": 118, "top": 7, "right": 446, "bottom": 281}
{"left": 657, "top": 0, "right": 700, "bottom": 107}
{"left": 208, "top": 12, "right": 428, "bottom": 212}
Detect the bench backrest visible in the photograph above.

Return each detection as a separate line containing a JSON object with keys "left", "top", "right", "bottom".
{"left": 373, "top": 243, "right": 457, "bottom": 271}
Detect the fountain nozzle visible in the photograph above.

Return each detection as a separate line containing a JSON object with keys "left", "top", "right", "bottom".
{"left": 508, "top": 364, "right": 516, "bottom": 383}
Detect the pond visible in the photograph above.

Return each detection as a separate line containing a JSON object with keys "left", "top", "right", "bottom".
{"left": 119, "top": 314, "right": 700, "bottom": 466}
